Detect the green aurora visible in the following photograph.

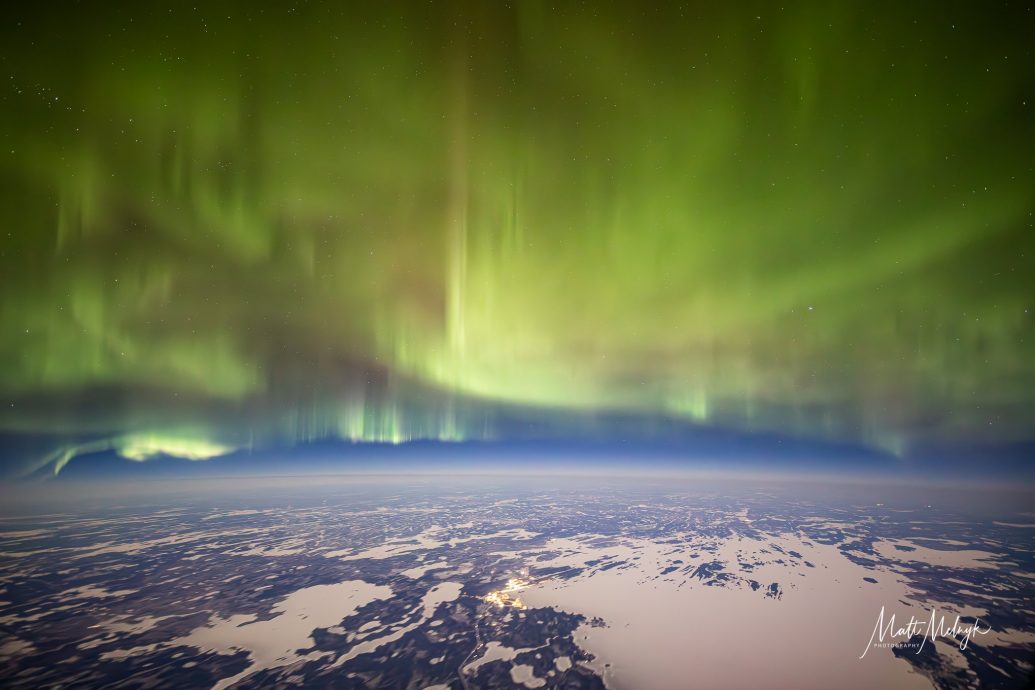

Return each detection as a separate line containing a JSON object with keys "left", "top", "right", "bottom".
{"left": 1, "top": 2, "right": 1033, "bottom": 476}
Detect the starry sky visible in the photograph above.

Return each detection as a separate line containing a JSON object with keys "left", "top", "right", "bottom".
{"left": 1, "top": 1, "right": 1033, "bottom": 477}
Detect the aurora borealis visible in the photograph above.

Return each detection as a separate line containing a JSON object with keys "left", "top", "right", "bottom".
{"left": 0, "top": 2, "right": 1033, "bottom": 477}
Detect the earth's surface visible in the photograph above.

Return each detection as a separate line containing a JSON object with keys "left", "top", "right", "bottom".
{"left": 1, "top": 476, "right": 1033, "bottom": 689}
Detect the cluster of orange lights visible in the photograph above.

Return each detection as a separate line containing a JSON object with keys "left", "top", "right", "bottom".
{"left": 483, "top": 577, "right": 529, "bottom": 610}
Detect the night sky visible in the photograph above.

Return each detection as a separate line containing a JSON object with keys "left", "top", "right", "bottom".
{"left": 1, "top": 2, "right": 1033, "bottom": 477}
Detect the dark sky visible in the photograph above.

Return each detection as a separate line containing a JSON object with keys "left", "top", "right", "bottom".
{"left": 1, "top": 1, "right": 1033, "bottom": 477}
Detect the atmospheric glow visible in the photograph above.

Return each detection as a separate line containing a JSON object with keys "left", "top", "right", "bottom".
{"left": 116, "top": 436, "right": 234, "bottom": 462}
